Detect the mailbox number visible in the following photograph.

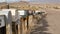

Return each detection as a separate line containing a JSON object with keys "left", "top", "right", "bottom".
{"left": 0, "top": 19, "right": 2, "bottom": 26}
{"left": 0, "top": 16, "right": 5, "bottom": 28}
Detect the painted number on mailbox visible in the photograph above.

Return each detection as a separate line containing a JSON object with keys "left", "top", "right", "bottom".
{"left": 0, "top": 16, "right": 5, "bottom": 28}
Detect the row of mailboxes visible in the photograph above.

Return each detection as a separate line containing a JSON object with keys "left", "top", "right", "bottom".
{"left": 0, "top": 9, "right": 29, "bottom": 34}
{"left": 16, "top": 10, "right": 47, "bottom": 34}
{"left": 0, "top": 9, "right": 47, "bottom": 34}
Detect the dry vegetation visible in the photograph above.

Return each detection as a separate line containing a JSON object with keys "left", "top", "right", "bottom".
{"left": 0, "top": 2, "right": 60, "bottom": 10}
{"left": 0, "top": 2, "right": 60, "bottom": 34}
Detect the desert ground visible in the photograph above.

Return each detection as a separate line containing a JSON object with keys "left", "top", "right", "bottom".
{"left": 29, "top": 9, "right": 60, "bottom": 34}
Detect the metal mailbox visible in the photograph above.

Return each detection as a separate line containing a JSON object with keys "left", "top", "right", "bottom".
{"left": 16, "top": 10, "right": 29, "bottom": 34}
{"left": 2, "top": 9, "right": 18, "bottom": 34}
{"left": 35, "top": 10, "right": 47, "bottom": 15}
{"left": 0, "top": 15, "right": 5, "bottom": 28}
{"left": 2, "top": 9, "right": 18, "bottom": 22}
{"left": 0, "top": 11, "right": 12, "bottom": 34}
{"left": 18, "top": 10, "right": 29, "bottom": 18}
{"left": 0, "top": 15, "right": 6, "bottom": 34}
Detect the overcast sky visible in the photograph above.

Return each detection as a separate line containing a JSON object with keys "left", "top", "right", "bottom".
{"left": 0, "top": 0, "right": 60, "bottom": 3}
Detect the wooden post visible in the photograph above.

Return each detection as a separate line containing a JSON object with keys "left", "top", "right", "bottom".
{"left": 6, "top": 24, "right": 12, "bottom": 34}
{"left": 27, "top": 15, "right": 33, "bottom": 34}
{"left": 22, "top": 18, "right": 25, "bottom": 34}
{"left": 18, "top": 23, "right": 20, "bottom": 34}
{"left": 24, "top": 17, "right": 28, "bottom": 34}
{"left": 18, "top": 18, "right": 23, "bottom": 34}
{"left": 20, "top": 18, "right": 26, "bottom": 34}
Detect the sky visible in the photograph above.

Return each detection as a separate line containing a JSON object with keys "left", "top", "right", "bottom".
{"left": 0, "top": 0, "right": 60, "bottom": 3}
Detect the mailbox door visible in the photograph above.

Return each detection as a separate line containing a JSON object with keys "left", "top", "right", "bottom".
{"left": 0, "top": 15, "right": 6, "bottom": 34}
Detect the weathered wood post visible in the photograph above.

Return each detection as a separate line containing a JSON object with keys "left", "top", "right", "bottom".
{"left": 27, "top": 10, "right": 34, "bottom": 34}
{"left": 17, "top": 10, "right": 29, "bottom": 34}
{"left": 0, "top": 11, "right": 12, "bottom": 34}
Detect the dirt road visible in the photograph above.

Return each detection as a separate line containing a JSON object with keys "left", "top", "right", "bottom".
{"left": 46, "top": 9, "right": 60, "bottom": 34}
{"left": 30, "top": 9, "right": 60, "bottom": 34}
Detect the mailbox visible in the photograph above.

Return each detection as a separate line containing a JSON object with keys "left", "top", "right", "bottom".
{"left": 35, "top": 10, "right": 47, "bottom": 15}
{"left": 0, "top": 11, "right": 12, "bottom": 34}
{"left": 0, "top": 15, "right": 5, "bottom": 28}
{"left": 18, "top": 10, "right": 29, "bottom": 17}
{"left": 16, "top": 10, "right": 29, "bottom": 34}
{"left": 2, "top": 9, "right": 18, "bottom": 34}
{"left": 2, "top": 9, "right": 18, "bottom": 22}
{"left": 0, "top": 15, "right": 6, "bottom": 34}
{"left": 28, "top": 10, "right": 33, "bottom": 15}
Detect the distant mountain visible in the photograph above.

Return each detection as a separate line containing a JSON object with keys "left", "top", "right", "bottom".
{"left": 0, "top": 0, "right": 60, "bottom": 4}
{"left": 0, "top": 0, "right": 6, "bottom": 3}
{"left": 29, "top": 0, "right": 60, "bottom": 4}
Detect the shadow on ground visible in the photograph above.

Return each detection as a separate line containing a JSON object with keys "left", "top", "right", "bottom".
{"left": 30, "top": 14, "right": 51, "bottom": 34}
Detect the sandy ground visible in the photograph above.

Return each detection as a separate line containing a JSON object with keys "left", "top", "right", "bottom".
{"left": 30, "top": 9, "right": 60, "bottom": 34}
{"left": 46, "top": 9, "right": 60, "bottom": 34}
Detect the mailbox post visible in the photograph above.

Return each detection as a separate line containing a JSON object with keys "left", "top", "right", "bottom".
{"left": 17, "top": 10, "right": 29, "bottom": 34}
{"left": 0, "top": 11, "right": 12, "bottom": 34}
